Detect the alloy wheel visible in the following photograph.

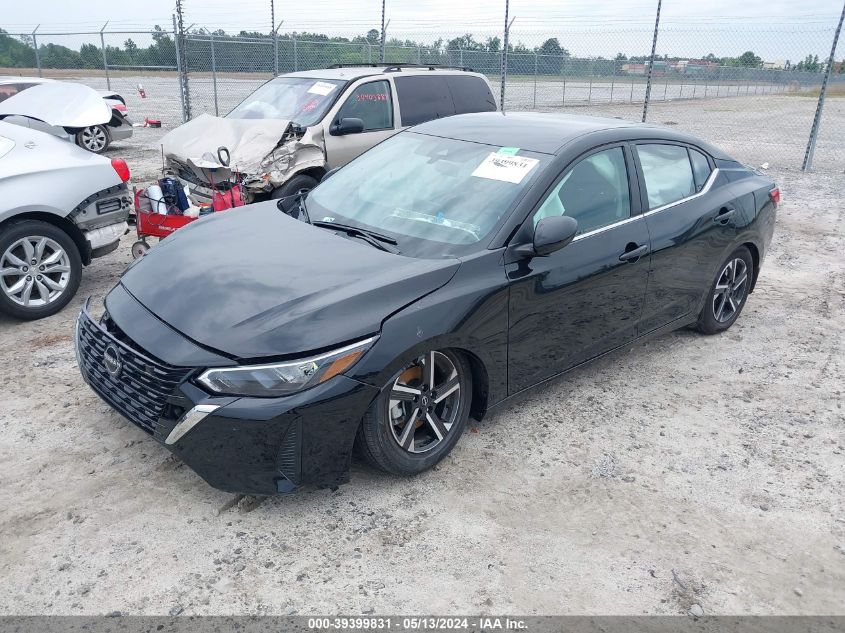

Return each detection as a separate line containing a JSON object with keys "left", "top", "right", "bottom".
{"left": 388, "top": 351, "right": 463, "bottom": 454}
{"left": 81, "top": 126, "right": 108, "bottom": 152}
{"left": 712, "top": 257, "right": 749, "bottom": 323}
{"left": 0, "top": 236, "right": 71, "bottom": 308}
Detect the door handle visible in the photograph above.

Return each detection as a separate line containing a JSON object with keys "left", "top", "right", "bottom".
{"left": 714, "top": 207, "right": 736, "bottom": 225}
{"left": 619, "top": 244, "right": 649, "bottom": 262}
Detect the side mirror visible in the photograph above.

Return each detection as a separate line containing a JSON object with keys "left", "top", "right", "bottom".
{"left": 514, "top": 215, "right": 578, "bottom": 259}
{"left": 321, "top": 167, "right": 340, "bottom": 182}
{"left": 330, "top": 117, "right": 365, "bottom": 136}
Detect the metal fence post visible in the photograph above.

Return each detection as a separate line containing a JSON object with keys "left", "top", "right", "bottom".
{"left": 380, "top": 0, "right": 386, "bottom": 63}
{"left": 211, "top": 34, "right": 219, "bottom": 116}
{"left": 803, "top": 0, "right": 845, "bottom": 171}
{"left": 642, "top": 0, "right": 662, "bottom": 122}
{"left": 293, "top": 35, "right": 298, "bottom": 71}
{"left": 172, "top": 14, "right": 187, "bottom": 123}
{"left": 610, "top": 60, "right": 616, "bottom": 103}
{"left": 500, "top": 0, "right": 510, "bottom": 112}
{"left": 533, "top": 52, "right": 538, "bottom": 107}
{"left": 100, "top": 22, "right": 111, "bottom": 90}
{"left": 31, "top": 26, "right": 42, "bottom": 77}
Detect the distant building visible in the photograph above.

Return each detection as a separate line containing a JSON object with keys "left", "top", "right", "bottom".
{"left": 622, "top": 63, "right": 646, "bottom": 75}
{"left": 762, "top": 60, "right": 787, "bottom": 70}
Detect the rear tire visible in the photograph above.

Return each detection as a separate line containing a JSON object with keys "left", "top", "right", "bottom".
{"left": 270, "top": 174, "right": 318, "bottom": 200}
{"left": 357, "top": 349, "right": 472, "bottom": 475}
{"left": 0, "top": 220, "right": 82, "bottom": 320}
{"left": 76, "top": 125, "right": 111, "bottom": 153}
{"left": 696, "top": 246, "right": 754, "bottom": 334}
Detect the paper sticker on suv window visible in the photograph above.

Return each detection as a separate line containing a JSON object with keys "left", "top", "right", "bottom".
{"left": 308, "top": 81, "right": 337, "bottom": 96}
{"left": 497, "top": 147, "right": 520, "bottom": 156}
{"left": 472, "top": 153, "right": 538, "bottom": 184}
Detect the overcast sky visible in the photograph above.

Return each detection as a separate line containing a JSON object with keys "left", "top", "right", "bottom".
{"left": 6, "top": 0, "right": 844, "bottom": 61}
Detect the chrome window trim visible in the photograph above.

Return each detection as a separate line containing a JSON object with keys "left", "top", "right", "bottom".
{"left": 570, "top": 168, "right": 720, "bottom": 243}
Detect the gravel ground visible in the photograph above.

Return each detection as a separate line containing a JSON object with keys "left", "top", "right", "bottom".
{"left": 0, "top": 96, "right": 843, "bottom": 616}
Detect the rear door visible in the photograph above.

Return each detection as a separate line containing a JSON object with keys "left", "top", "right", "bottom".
{"left": 506, "top": 144, "right": 651, "bottom": 393}
{"left": 324, "top": 79, "right": 398, "bottom": 168}
{"left": 634, "top": 142, "right": 741, "bottom": 333}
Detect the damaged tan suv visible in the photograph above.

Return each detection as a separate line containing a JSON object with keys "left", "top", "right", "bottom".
{"left": 161, "top": 64, "right": 497, "bottom": 203}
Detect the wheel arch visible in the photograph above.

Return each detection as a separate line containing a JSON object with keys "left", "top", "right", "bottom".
{"left": 0, "top": 212, "right": 90, "bottom": 265}
{"left": 741, "top": 241, "right": 761, "bottom": 293}
{"left": 291, "top": 166, "right": 327, "bottom": 182}
{"left": 449, "top": 346, "right": 490, "bottom": 421}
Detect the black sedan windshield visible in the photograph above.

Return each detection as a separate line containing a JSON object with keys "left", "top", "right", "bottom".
{"left": 227, "top": 77, "right": 345, "bottom": 125}
{"left": 308, "top": 132, "right": 550, "bottom": 256}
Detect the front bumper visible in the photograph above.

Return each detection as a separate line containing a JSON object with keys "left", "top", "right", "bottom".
{"left": 75, "top": 302, "right": 379, "bottom": 494}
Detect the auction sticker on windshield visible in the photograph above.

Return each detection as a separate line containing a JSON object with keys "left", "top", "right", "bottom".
{"left": 471, "top": 153, "right": 539, "bottom": 184}
{"left": 308, "top": 81, "right": 337, "bottom": 96}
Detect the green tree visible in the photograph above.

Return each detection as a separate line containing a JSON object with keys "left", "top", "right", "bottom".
{"left": 737, "top": 50, "right": 761, "bottom": 68}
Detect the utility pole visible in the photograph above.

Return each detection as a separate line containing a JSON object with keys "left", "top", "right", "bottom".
{"left": 380, "top": 0, "right": 386, "bottom": 63}
{"left": 802, "top": 0, "right": 845, "bottom": 171}
{"left": 642, "top": 0, "right": 662, "bottom": 122}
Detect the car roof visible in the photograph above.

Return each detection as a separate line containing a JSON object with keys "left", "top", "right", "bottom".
{"left": 281, "top": 65, "right": 485, "bottom": 82}
{"left": 410, "top": 111, "right": 731, "bottom": 158}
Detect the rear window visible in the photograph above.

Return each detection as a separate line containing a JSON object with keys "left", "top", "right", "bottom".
{"left": 395, "top": 75, "right": 456, "bottom": 126}
{"left": 445, "top": 76, "right": 496, "bottom": 114}
{"left": 689, "top": 148, "right": 712, "bottom": 192}
{"left": 636, "top": 144, "right": 696, "bottom": 209}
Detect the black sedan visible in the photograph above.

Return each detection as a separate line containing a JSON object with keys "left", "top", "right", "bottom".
{"left": 75, "top": 112, "right": 779, "bottom": 494}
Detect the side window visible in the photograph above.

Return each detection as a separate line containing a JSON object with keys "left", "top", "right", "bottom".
{"left": 394, "top": 76, "right": 456, "bottom": 126}
{"left": 636, "top": 144, "right": 695, "bottom": 209}
{"left": 445, "top": 76, "right": 497, "bottom": 114}
{"left": 336, "top": 80, "right": 393, "bottom": 131}
{"left": 533, "top": 147, "right": 631, "bottom": 235}
{"left": 689, "top": 148, "right": 712, "bottom": 192}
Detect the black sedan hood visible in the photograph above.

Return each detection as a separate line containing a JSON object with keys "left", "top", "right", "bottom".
{"left": 120, "top": 201, "right": 460, "bottom": 359}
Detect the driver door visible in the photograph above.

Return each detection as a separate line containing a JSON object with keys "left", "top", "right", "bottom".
{"left": 324, "top": 80, "right": 398, "bottom": 169}
{"left": 505, "top": 144, "right": 651, "bottom": 393}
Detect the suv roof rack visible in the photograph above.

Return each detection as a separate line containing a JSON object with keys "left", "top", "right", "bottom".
{"left": 327, "top": 63, "right": 475, "bottom": 72}
{"left": 383, "top": 63, "right": 475, "bottom": 72}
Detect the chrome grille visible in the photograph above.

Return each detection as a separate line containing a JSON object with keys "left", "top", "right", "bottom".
{"left": 76, "top": 307, "right": 191, "bottom": 435}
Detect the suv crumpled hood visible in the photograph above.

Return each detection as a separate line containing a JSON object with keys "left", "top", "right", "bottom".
{"left": 119, "top": 201, "right": 460, "bottom": 360}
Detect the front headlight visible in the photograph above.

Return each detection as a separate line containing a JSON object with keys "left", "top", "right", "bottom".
{"left": 196, "top": 336, "right": 376, "bottom": 397}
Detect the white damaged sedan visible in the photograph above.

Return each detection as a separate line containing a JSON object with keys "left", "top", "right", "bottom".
{"left": 0, "top": 121, "right": 132, "bottom": 320}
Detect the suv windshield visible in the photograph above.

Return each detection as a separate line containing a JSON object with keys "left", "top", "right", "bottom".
{"left": 227, "top": 77, "right": 345, "bottom": 125}
{"left": 308, "top": 132, "right": 549, "bottom": 257}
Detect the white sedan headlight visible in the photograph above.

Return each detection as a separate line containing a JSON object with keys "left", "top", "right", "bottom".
{"left": 196, "top": 336, "right": 376, "bottom": 397}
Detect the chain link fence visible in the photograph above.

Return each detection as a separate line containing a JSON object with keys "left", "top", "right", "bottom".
{"left": 2, "top": 5, "right": 843, "bottom": 171}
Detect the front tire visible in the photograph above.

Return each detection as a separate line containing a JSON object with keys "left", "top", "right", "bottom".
{"left": 0, "top": 220, "right": 82, "bottom": 320}
{"left": 270, "top": 174, "right": 318, "bottom": 200}
{"left": 76, "top": 125, "right": 111, "bottom": 153}
{"left": 357, "top": 349, "right": 472, "bottom": 475}
{"left": 696, "top": 246, "right": 754, "bottom": 334}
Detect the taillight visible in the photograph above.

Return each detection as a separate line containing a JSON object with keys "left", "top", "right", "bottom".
{"left": 111, "top": 158, "right": 130, "bottom": 183}
{"left": 112, "top": 103, "right": 127, "bottom": 112}
{"left": 769, "top": 186, "right": 780, "bottom": 206}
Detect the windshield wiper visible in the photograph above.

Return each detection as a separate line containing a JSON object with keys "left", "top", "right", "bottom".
{"left": 311, "top": 221, "right": 399, "bottom": 253}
